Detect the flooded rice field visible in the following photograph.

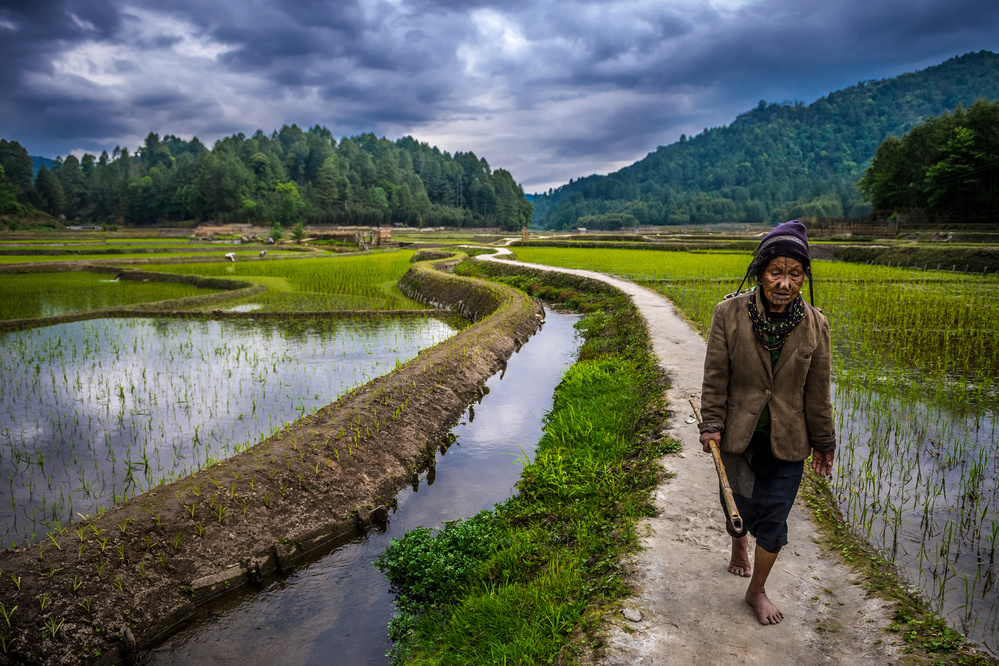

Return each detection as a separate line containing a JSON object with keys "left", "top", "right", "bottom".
{"left": 140, "top": 310, "right": 581, "bottom": 665}
{"left": 832, "top": 376, "right": 999, "bottom": 654}
{"left": 0, "top": 315, "right": 462, "bottom": 547}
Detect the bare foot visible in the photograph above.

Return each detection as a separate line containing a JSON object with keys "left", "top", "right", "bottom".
{"left": 728, "top": 537, "right": 751, "bottom": 577}
{"left": 745, "top": 588, "right": 783, "bottom": 625}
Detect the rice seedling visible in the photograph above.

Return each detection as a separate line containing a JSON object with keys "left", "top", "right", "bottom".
{"left": 0, "top": 272, "right": 219, "bottom": 321}
{"left": 515, "top": 246, "right": 999, "bottom": 655}
{"left": 0, "top": 248, "right": 298, "bottom": 265}
{"left": 142, "top": 252, "right": 425, "bottom": 312}
{"left": 0, "top": 313, "right": 460, "bottom": 546}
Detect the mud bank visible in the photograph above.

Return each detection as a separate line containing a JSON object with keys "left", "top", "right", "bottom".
{"left": 0, "top": 252, "right": 542, "bottom": 665}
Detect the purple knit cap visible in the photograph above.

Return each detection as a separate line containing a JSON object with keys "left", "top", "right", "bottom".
{"left": 750, "top": 220, "right": 810, "bottom": 275}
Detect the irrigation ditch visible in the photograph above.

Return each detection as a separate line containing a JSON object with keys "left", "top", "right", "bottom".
{"left": 0, "top": 250, "right": 544, "bottom": 665}
{"left": 139, "top": 308, "right": 584, "bottom": 665}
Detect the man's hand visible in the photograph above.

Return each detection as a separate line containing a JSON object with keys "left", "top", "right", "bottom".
{"left": 811, "top": 449, "right": 834, "bottom": 477}
{"left": 700, "top": 431, "right": 721, "bottom": 453}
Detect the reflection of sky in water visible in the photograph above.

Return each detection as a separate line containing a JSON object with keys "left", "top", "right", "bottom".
{"left": 0, "top": 316, "right": 458, "bottom": 547}
{"left": 832, "top": 380, "right": 999, "bottom": 656}
{"left": 143, "top": 310, "right": 582, "bottom": 666}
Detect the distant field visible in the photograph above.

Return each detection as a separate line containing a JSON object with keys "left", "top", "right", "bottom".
{"left": 144, "top": 251, "right": 426, "bottom": 311}
{"left": 0, "top": 272, "right": 219, "bottom": 320}
{"left": 0, "top": 249, "right": 302, "bottom": 263}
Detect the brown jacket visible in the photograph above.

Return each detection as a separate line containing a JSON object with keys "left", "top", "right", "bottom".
{"left": 699, "top": 290, "right": 835, "bottom": 461}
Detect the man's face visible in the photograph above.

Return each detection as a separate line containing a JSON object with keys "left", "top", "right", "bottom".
{"left": 760, "top": 257, "right": 805, "bottom": 311}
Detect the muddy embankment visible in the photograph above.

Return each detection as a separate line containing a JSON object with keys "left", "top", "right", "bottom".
{"left": 0, "top": 251, "right": 543, "bottom": 665}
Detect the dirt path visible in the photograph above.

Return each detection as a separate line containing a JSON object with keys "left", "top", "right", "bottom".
{"left": 481, "top": 252, "right": 902, "bottom": 665}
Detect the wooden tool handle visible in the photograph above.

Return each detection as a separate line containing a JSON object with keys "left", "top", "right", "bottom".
{"left": 689, "top": 399, "right": 745, "bottom": 536}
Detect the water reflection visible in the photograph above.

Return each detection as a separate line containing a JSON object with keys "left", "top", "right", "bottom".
{"left": 141, "top": 310, "right": 582, "bottom": 665}
{"left": 0, "top": 315, "right": 459, "bottom": 546}
{"left": 832, "top": 379, "right": 999, "bottom": 655}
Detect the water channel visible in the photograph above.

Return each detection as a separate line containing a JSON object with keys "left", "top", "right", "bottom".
{"left": 140, "top": 309, "right": 582, "bottom": 665}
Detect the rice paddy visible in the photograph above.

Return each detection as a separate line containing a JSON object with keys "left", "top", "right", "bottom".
{"left": 0, "top": 272, "right": 220, "bottom": 321}
{"left": 0, "top": 314, "right": 462, "bottom": 548}
{"left": 144, "top": 252, "right": 427, "bottom": 312}
{"left": 0, "top": 249, "right": 301, "bottom": 264}
{"left": 514, "top": 245, "right": 999, "bottom": 655}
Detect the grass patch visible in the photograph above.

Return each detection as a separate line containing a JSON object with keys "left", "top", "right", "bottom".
{"left": 0, "top": 249, "right": 299, "bottom": 263}
{"left": 146, "top": 252, "right": 427, "bottom": 311}
{"left": 374, "top": 261, "right": 676, "bottom": 664}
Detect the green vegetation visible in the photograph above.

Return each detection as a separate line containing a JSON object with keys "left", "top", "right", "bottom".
{"left": 0, "top": 245, "right": 543, "bottom": 664}
{"left": 376, "top": 262, "right": 674, "bottom": 664}
{"left": 532, "top": 51, "right": 999, "bottom": 228}
{"left": 0, "top": 272, "right": 219, "bottom": 320}
{"left": 1, "top": 127, "right": 533, "bottom": 230}
{"left": 0, "top": 249, "right": 303, "bottom": 264}
{"left": 1, "top": 315, "right": 459, "bottom": 546}
{"left": 145, "top": 252, "right": 425, "bottom": 311}
{"left": 512, "top": 245, "right": 999, "bottom": 657}
{"left": 858, "top": 98, "right": 999, "bottom": 221}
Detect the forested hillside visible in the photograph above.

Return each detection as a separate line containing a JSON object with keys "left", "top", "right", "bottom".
{"left": 0, "top": 126, "right": 534, "bottom": 229}
{"left": 858, "top": 99, "right": 999, "bottom": 221}
{"left": 533, "top": 50, "right": 999, "bottom": 229}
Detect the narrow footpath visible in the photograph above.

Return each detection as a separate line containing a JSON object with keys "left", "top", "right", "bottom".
{"left": 481, "top": 251, "right": 901, "bottom": 665}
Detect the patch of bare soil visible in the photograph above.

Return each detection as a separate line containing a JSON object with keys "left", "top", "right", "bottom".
{"left": 0, "top": 254, "right": 541, "bottom": 665}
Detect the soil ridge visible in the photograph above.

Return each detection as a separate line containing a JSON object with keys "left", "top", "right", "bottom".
{"left": 0, "top": 252, "right": 541, "bottom": 665}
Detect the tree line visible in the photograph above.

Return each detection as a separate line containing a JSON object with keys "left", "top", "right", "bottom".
{"left": 532, "top": 50, "right": 999, "bottom": 229}
{"left": 858, "top": 98, "right": 999, "bottom": 221}
{"left": 0, "top": 126, "right": 534, "bottom": 230}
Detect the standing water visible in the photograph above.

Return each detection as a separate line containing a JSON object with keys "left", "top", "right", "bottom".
{"left": 140, "top": 309, "right": 582, "bottom": 665}
{"left": 0, "top": 315, "right": 460, "bottom": 547}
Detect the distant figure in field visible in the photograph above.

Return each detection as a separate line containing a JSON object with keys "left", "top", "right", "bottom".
{"left": 225, "top": 252, "right": 236, "bottom": 262}
{"left": 259, "top": 250, "right": 267, "bottom": 258}
{"left": 699, "top": 220, "right": 835, "bottom": 625}
{"left": 268, "top": 237, "right": 275, "bottom": 244}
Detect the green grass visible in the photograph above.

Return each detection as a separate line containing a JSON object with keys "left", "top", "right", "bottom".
{"left": 512, "top": 245, "right": 999, "bottom": 661}
{"left": 145, "top": 252, "right": 427, "bottom": 311}
{"left": 0, "top": 249, "right": 300, "bottom": 263}
{"left": 0, "top": 238, "right": 192, "bottom": 245}
{"left": 375, "top": 262, "right": 674, "bottom": 664}
{"left": 0, "top": 272, "right": 219, "bottom": 320}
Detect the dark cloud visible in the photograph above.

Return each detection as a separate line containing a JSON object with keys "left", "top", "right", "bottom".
{"left": 0, "top": 0, "right": 996, "bottom": 190}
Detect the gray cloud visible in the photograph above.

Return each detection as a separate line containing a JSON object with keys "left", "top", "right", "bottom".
{"left": 0, "top": 0, "right": 996, "bottom": 191}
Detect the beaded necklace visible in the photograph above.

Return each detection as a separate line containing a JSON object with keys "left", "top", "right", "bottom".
{"left": 748, "top": 291, "right": 805, "bottom": 367}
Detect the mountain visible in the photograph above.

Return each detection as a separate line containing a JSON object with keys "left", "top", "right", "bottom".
{"left": 30, "top": 155, "right": 55, "bottom": 173}
{"left": 532, "top": 50, "right": 999, "bottom": 229}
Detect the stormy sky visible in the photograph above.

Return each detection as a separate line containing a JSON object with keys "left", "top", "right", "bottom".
{"left": 1, "top": 0, "right": 997, "bottom": 192}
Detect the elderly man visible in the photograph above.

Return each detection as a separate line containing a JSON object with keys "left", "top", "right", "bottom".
{"left": 698, "top": 220, "right": 835, "bottom": 625}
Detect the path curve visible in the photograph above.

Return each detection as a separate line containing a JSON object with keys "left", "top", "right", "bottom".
{"left": 480, "top": 251, "right": 901, "bottom": 665}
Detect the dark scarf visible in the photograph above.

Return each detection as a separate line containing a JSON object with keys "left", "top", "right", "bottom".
{"left": 748, "top": 291, "right": 805, "bottom": 368}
